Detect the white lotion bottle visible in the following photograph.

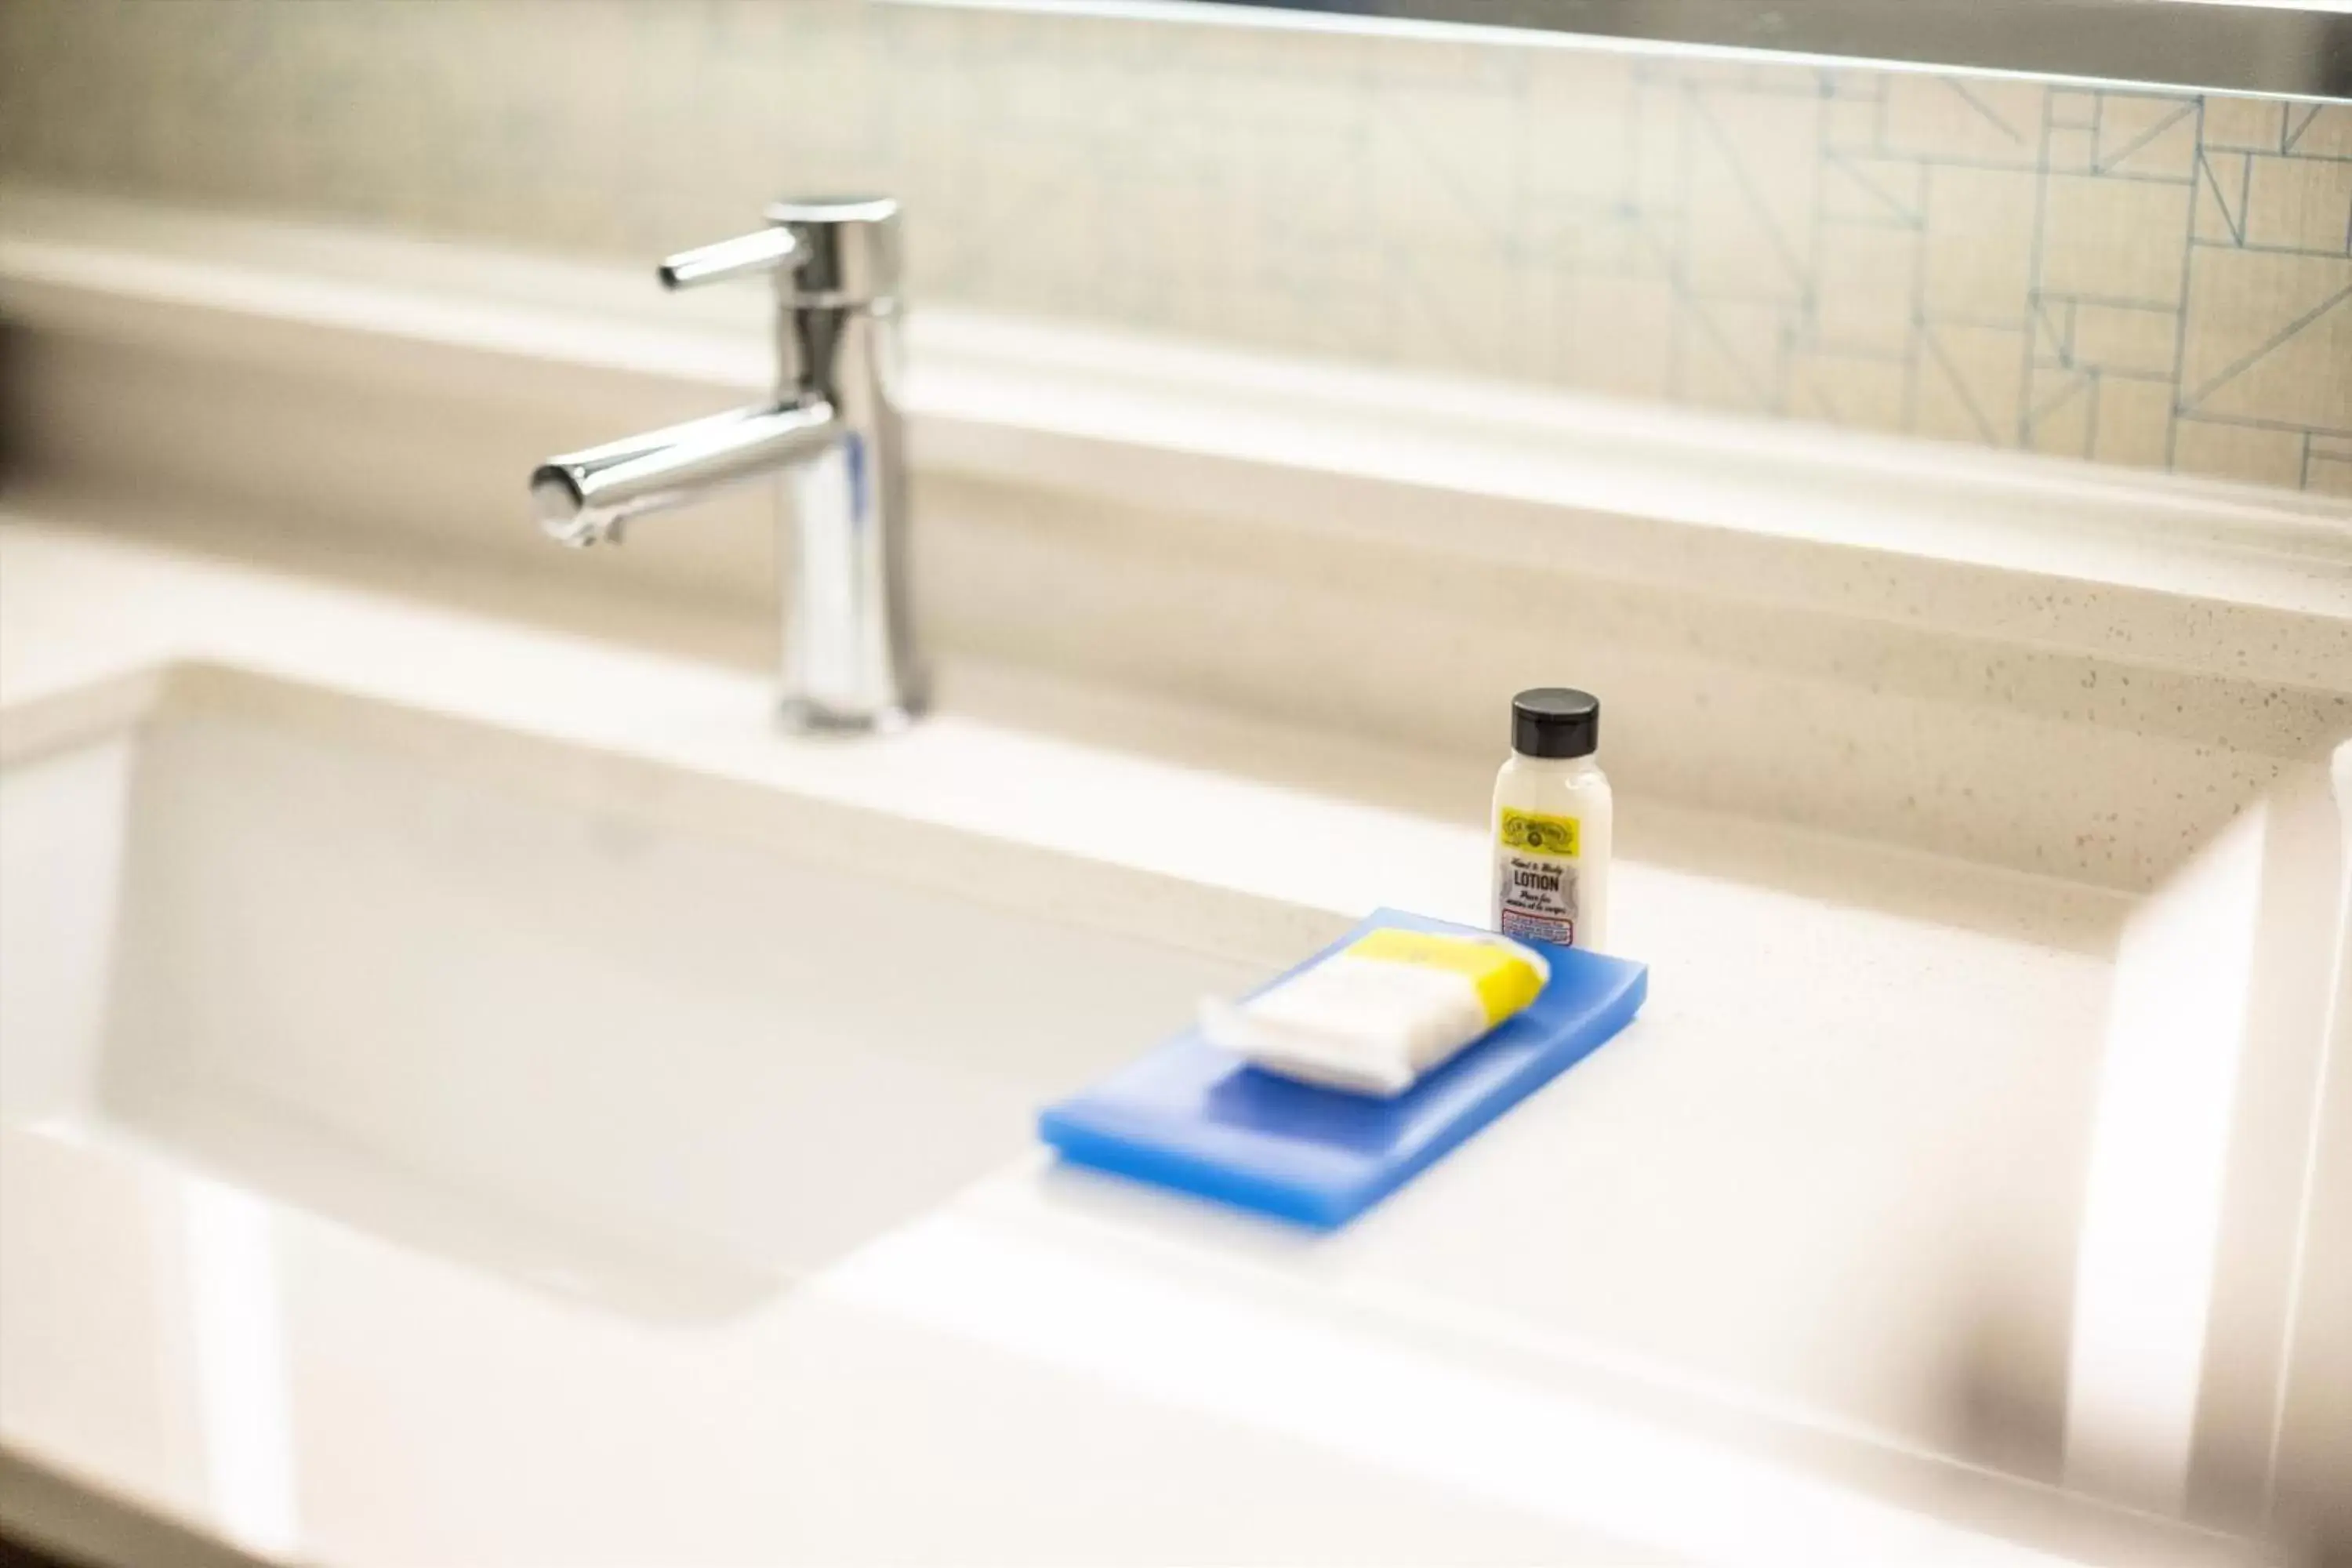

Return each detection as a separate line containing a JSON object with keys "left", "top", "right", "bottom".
{"left": 1490, "top": 688, "right": 1613, "bottom": 952}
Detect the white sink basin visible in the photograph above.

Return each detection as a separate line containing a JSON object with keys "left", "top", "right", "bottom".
{"left": 0, "top": 666, "right": 1265, "bottom": 1319}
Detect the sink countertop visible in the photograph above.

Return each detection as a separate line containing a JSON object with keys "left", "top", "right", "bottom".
{"left": 1, "top": 516, "right": 2250, "bottom": 1567}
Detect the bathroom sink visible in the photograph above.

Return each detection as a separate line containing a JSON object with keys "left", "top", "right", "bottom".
{"left": 0, "top": 665, "right": 1264, "bottom": 1319}
{"left": 0, "top": 632, "right": 2329, "bottom": 1564}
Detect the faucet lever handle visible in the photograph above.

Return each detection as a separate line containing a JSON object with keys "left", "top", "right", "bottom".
{"left": 656, "top": 226, "right": 804, "bottom": 291}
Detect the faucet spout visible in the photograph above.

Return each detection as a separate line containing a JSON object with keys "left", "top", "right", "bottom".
{"left": 532, "top": 401, "right": 839, "bottom": 547}
{"left": 532, "top": 196, "right": 922, "bottom": 733}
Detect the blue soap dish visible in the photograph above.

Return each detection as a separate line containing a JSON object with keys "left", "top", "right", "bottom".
{"left": 1039, "top": 908, "right": 1647, "bottom": 1229}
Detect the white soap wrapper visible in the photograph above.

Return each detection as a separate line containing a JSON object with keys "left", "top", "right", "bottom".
{"left": 1200, "top": 927, "right": 1549, "bottom": 1097}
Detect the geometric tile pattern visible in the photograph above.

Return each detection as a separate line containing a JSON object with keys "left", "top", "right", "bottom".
{"left": 1523, "top": 69, "right": 2351, "bottom": 495}
{"left": 2, "top": 1, "right": 2346, "bottom": 496}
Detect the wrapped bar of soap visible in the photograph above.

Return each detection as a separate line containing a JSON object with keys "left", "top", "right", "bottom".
{"left": 1200, "top": 925, "right": 1550, "bottom": 1098}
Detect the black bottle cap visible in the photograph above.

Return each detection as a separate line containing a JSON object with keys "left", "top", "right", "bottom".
{"left": 1511, "top": 688, "right": 1599, "bottom": 758}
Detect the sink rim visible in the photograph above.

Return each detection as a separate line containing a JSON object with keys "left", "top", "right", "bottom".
{"left": 0, "top": 655, "right": 1354, "bottom": 975}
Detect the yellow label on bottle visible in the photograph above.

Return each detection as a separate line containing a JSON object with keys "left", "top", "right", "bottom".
{"left": 1345, "top": 927, "right": 1544, "bottom": 1025}
{"left": 1497, "top": 808, "right": 1580, "bottom": 857}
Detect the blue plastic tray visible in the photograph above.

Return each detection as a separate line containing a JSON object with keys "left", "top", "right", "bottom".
{"left": 1039, "top": 908, "right": 1647, "bottom": 1228}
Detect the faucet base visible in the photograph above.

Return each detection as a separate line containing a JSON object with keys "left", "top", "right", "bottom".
{"left": 775, "top": 695, "right": 926, "bottom": 739}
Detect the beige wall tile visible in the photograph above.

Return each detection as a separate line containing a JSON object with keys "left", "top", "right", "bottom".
{"left": 1684, "top": 89, "right": 1818, "bottom": 303}
{"left": 1559, "top": 276, "right": 1678, "bottom": 399}
{"left": 2241, "top": 154, "right": 2352, "bottom": 253}
{"left": 1882, "top": 76, "right": 2046, "bottom": 166}
{"left": 1788, "top": 351, "right": 1910, "bottom": 433}
{"left": 1926, "top": 323, "right": 2029, "bottom": 439}
{"left": 1922, "top": 165, "right": 2039, "bottom": 320}
{"left": 2071, "top": 303, "right": 2180, "bottom": 376}
{"left": 2193, "top": 291, "right": 2352, "bottom": 434}
{"left": 1634, "top": 81, "right": 1682, "bottom": 214}
{"left": 2180, "top": 245, "right": 2340, "bottom": 381}
{"left": 1572, "top": 210, "right": 1671, "bottom": 278}
{"left": 2039, "top": 175, "right": 2194, "bottom": 306}
{"left": 2091, "top": 376, "right": 2175, "bottom": 469}
{"left": 2095, "top": 97, "right": 2198, "bottom": 179}
{"left": 2287, "top": 104, "right": 2352, "bottom": 158}
{"left": 1384, "top": 243, "right": 1525, "bottom": 376}
{"left": 1367, "top": 85, "right": 1520, "bottom": 241}
{"left": 1523, "top": 55, "right": 1638, "bottom": 222}
{"left": 1823, "top": 96, "right": 1879, "bottom": 154}
{"left": 1211, "top": 235, "right": 1392, "bottom": 365}
{"left": 2032, "top": 299, "right": 2072, "bottom": 366}
{"left": 2027, "top": 368, "right": 2094, "bottom": 456}
{"left": 1820, "top": 156, "right": 1922, "bottom": 224}
{"left": 2049, "top": 91, "right": 2099, "bottom": 129}
{"left": 1916, "top": 364, "right": 1991, "bottom": 445}
{"left": 2194, "top": 152, "right": 2249, "bottom": 244}
{"left": 2171, "top": 419, "right": 2307, "bottom": 486}
{"left": 1496, "top": 260, "right": 1571, "bottom": 383}
{"left": 2047, "top": 128, "right": 2096, "bottom": 174}
{"left": 2180, "top": 249, "right": 2352, "bottom": 430}
{"left": 2201, "top": 97, "right": 2285, "bottom": 154}
{"left": 1681, "top": 299, "right": 1785, "bottom": 412}
{"left": 1813, "top": 223, "right": 1919, "bottom": 354}
{"left": 2307, "top": 437, "right": 2352, "bottom": 497}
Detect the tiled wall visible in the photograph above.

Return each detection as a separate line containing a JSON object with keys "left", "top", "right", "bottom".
{"left": 2, "top": 1, "right": 2347, "bottom": 494}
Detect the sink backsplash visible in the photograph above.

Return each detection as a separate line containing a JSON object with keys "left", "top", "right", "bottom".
{"left": 1, "top": 0, "right": 2344, "bottom": 495}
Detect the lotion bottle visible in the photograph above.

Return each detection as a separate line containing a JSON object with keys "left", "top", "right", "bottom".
{"left": 1490, "top": 688, "right": 1612, "bottom": 952}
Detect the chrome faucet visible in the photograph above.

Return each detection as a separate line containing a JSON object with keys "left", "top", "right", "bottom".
{"left": 531, "top": 198, "right": 925, "bottom": 732}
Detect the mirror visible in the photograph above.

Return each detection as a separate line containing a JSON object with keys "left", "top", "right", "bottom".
{"left": 987, "top": 0, "right": 2350, "bottom": 100}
